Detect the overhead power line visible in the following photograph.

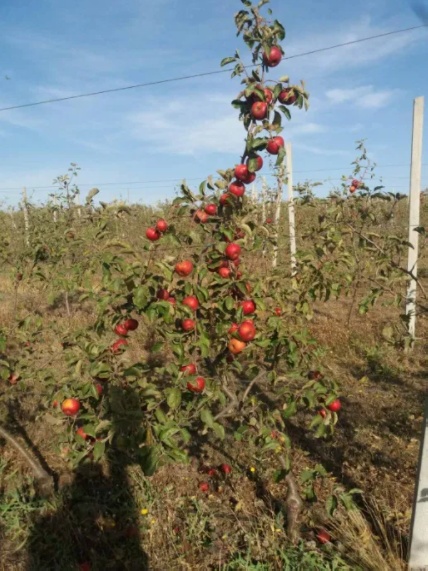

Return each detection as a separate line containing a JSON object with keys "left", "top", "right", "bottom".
{"left": 0, "top": 24, "right": 426, "bottom": 113}
{"left": 0, "top": 163, "right": 425, "bottom": 193}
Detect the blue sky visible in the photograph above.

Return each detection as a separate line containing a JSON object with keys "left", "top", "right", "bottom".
{"left": 0, "top": 0, "right": 427, "bottom": 207}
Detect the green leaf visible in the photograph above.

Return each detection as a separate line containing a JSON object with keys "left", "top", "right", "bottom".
{"left": 166, "top": 387, "right": 182, "bottom": 410}
{"left": 326, "top": 494, "right": 338, "bottom": 517}
{"left": 93, "top": 440, "right": 106, "bottom": 462}
{"left": 200, "top": 408, "right": 214, "bottom": 428}
{"left": 221, "top": 56, "right": 237, "bottom": 67}
{"left": 212, "top": 423, "right": 225, "bottom": 439}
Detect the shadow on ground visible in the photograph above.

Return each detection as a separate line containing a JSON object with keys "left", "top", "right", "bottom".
{"left": 26, "top": 386, "right": 150, "bottom": 571}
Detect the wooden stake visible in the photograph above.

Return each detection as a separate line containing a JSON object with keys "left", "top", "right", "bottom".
{"left": 286, "top": 143, "right": 297, "bottom": 275}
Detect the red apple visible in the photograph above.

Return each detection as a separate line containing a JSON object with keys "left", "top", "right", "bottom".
{"left": 187, "top": 377, "right": 205, "bottom": 393}
{"left": 95, "top": 383, "right": 103, "bottom": 396}
{"left": 180, "top": 363, "right": 197, "bottom": 375}
{"left": 123, "top": 318, "right": 138, "bottom": 331}
{"left": 205, "top": 204, "right": 217, "bottom": 216}
{"left": 251, "top": 101, "right": 268, "bottom": 120}
{"left": 175, "top": 260, "right": 193, "bottom": 277}
{"left": 199, "top": 481, "right": 209, "bottom": 492}
{"left": 316, "top": 529, "right": 331, "bottom": 544}
{"left": 263, "top": 45, "right": 282, "bottom": 67}
{"left": 235, "top": 164, "right": 249, "bottom": 182}
{"left": 167, "top": 297, "right": 176, "bottom": 304}
{"left": 8, "top": 372, "right": 20, "bottom": 385}
{"left": 274, "top": 307, "right": 281, "bottom": 316}
{"left": 327, "top": 399, "right": 341, "bottom": 412}
{"left": 241, "top": 300, "right": 256, "bottom": 315}
{"left": 352, "top": 179, "right": 360, "bottom": 188}
{"left": 308, "top": 370, "right": 323, "bottom": 380}
{"left": 220, "top": 463, "right": 232, "bottom": 475}
{"left": 146, "top": 227, "right": 161, "bottom": 241}
{"left": 110, "top": 338, "right": 128, "bottom": 353}
{"left": 228, "top": 323, "right": 239, "bottom": 335}
{"left": 266, "top": 136, "right": 285, "bottom": 155}
{"left": 181, "top": 318, "right": 196, "bottom": 332}
{"left": 278, "top": 88, "right": 297, "bottom": 105}
{"left": 318, "top": 409, "right": 327, "bottom": 418}
{"left": 182, "top": 295, "right": 199, "bottom": 311}
{"left": 225, "top": 243, "right": 241, "bottom": 260}
{"left": 247, "top": 155, "right": 263, "bottom": 172}
{"left": 254, "top": 87, "right": 274, "bottom": 104}
{"left": 349, "top": 185, "right": 357, "bottom": 193}
{"left": 207, "top": 468, "right": 217, "bottom": 477}
{"left": 229, "top": 180, "right": 246, "bottom": 197}
{"left": 76, "top": 427, "right": 89, "bottom": 440}
{"left": 194, "top": 209, "right": 209, "bottom": 223}
{"left": 114, "top": 323, "right": 128, "bottom": 337}
{"left": 228, "top": 338, "right": 246, "bottom": 355}
{"left": 156, "top": 219, "right": 168, "bottom": 233}
{"left": 238, "top": 321, "right": 256, "bottom": 342}
{"left": 266, "top": 218, "right": 273, "bottom": 224}
{"left": 218, "top": 267, "right": 231, "bottom": 279}
{"left": 219, "top": 193, "right": 231, "bottom": 205}
{"left": 61, "top": 398, "right": 80, "bottom": 416}
{"left": 157, "top": 288, "right": 170, "bottom": 300}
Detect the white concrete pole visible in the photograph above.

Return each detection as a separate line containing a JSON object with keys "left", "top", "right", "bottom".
{"left": 405, "top": 96, "right": 424, "bottom": 340}
{"left": 286, "top": 143, "right": 297, "bottom": 275}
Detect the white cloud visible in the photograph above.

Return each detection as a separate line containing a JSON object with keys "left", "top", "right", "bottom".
{"left": 127, "top": 93, "right": 326, "bottom": 156}
{"left": 326, "top": 86, "right": 399, "bottom": 109}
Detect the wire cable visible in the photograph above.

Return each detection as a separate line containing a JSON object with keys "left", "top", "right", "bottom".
{"left": 0, "top": 24, "right": 426, "bottom": 113}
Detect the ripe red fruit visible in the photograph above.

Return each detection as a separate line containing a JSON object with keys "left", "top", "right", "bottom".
{"left": 241, "top": 300, "right": 256, "bottom": 315}
{"left": 146, "top": 227, "right": 161, "bottom": 241}
{"left": 247, "top": 155, "right": 263, "bottom": 172}
{"left": 219, "top": 193, "right": 231, "bottom": 205}
{"left": 316, "top": 529, "right": 331, "bottom": 544}
{"left": 263, "top": 45, "right": 282, "bottom": 67}
{"left": 220, "top": 463, "right": 232, "bottom": 475}
{"left": 254, "top": 87, "right": 274, "bottom": 104}
{"left": 199, "top": 481, "right": 209, "bottom": 492}
{"left": 266, "top": 136, "right": 285, "bottom": 155}
{"left": 156, "top": 219, "right": 168, "bottom": 233}
{"left": 327, "top": 399, "right": 341, "bottom": 412}
{"left": 110, "top": 338, "right": 128, "bottom": 353}
{"left": 228, "top": 338, "right": 246, "bottom": 354}
{"left": 187, "top": 377, "right": 206, "bottom": 393}
{"left": 204, "top": 204, "right": 217, "bottom": 216}
{"left": 229, "top": 180, "right": 246, "bottom": 197}
{"left": 274, "top": 307, "right": 281, "bottom": 316}
{"left": 61, "top": 398, "right": 80, "bottom": 416}
{"left": 175, "top": 260, "right": 193, "bottom": 277}
{"left": 167, "top": 297, "right": 176, "bottom": 304}
{"left": 278, "top": 88, "right": 297, "bottom": 105}
{"left": 238, "top": 321, "right": 256, "bottom": 342}
{"left": 235, "top": 164, "right": 249, "bottom": 181}
{"left": 182, "top": 296, "right": 199, "bottom": 311}
{"left": 95, "top": 383, "right": 103, "bottom": 396}
{"left": 194, "top": 209, "right": 209, "bottom": 223}
{"left": 242, "top": 171, "right": 256, "bottom": 184}
{"left": 352, "top": 179, "right": 360, "bottom": 188}
{"left": 251, "top": 101, "right": 268, "bottom": 120}
{"left": 225, "top": 243, "right": 241, "bottom": 260}
{"left": 207, "top": 468, "right": 217, "bottom": 477}
{"left": 8, "top": 372, "right": 19, "bottom": 385}
{"left": 157, "top": 288, "right": 170, "bottom": 300}
{"left": 52, "top": 400, "right": 58, "bottom": 408}
{"left": 349, "top": 185, "right": 357, "bottom": 193}
{"left": 181, "top": 319, "right": 196, "bottom": 332}
{"left": 123, "top": 318, "right": 138, "bottom": 331}
{"left": 180, "top": 363, "right": 197, "bottom": 375}
{"left": 228, "top": 323, "right": 239, "bottom": 335}
{"left": 76, "top": 427, "right": 88, "bottom": 440}
{"left": 218, "top": 267, "right": 231, "bottom": 279}
{"left": 114, "top": 323, "right": 128, "bottom": 337}
{"left": 266, "top": 218, "right": 273, "bottom": 224}
{"left": 318, "top": 409, "right": 327, "bottom": 418}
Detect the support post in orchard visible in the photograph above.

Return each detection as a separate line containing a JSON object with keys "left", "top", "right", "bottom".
{"left": 286, "top": 143, "right": 297, "bottom": 275}
{"left": 272, "top": 160, "right": 285, "bottom": 268}
{"left": 405, "top": 96, "right": 424, "bottom": 341}
{"left": 408, "top": 96, "right": 427, "bottom": 571}
{"left": 21, "top": 187, "right": 30, "bottom": 247}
